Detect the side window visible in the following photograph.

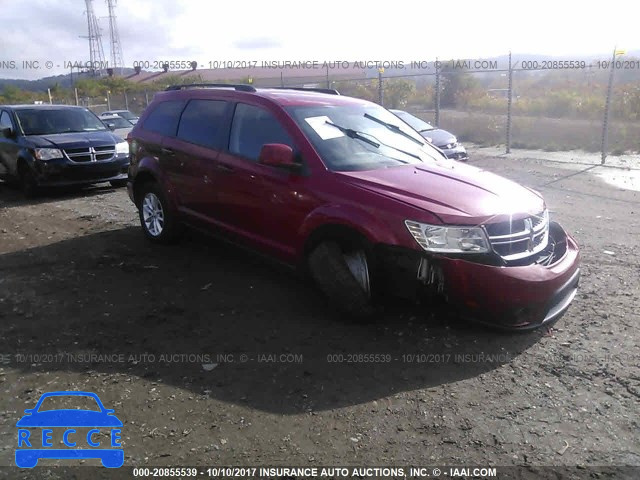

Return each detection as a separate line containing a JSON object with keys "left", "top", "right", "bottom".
{"left": 141, "top": 100, "right": 185, "bottom": 136}
{"left": 0, "top": 111, "right": 13, "bottom": 131}
{"left": 176, "top": 99, "right": 227, "bottom": 149}
{"left": 229, "top": 103, "right": 293, "bottom": 162}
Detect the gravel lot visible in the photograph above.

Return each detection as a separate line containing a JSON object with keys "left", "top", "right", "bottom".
{"left": 0, "top": 149, "right": 638, "bottom": 479}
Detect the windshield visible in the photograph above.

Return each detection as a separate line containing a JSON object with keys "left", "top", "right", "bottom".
{"left": 286, "top": 104, "right": 445, "bottom": 171}
{"left": 103, "top": 116, "right": 132, "bottom": 128}
{"left": 16, "top": 108, "right": 107, "bottom": 135}
{"left": 392, "top": 110, "right": 434, "bottom": 132}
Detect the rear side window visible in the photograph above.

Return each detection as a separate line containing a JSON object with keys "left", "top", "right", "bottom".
{"left": 229, "top": 103, "right": 293, "bottom": 161}
{"left": 177, "top": 99, "right": 227, "bottom": 149}
{"left": 142, "top": 100, "right": 185, "bottom": 136}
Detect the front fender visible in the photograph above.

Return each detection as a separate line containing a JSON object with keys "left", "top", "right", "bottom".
{"left": 297, "top": 204, "right": 402, "bottom": 256}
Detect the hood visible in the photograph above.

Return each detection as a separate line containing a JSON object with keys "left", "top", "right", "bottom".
{"left": 420, "top": 128, "right": 456, "bottom": 147}
{"left": 25, "top": 131, "right": 121, "bottom": 149}
{"left": 337, "top": 161, "right": 545, "bottom": 224}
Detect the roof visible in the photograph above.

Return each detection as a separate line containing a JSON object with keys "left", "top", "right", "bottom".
{"left": 155, "top": 86, "right": 371, "bottom": 108}
{"left": 255, "top": 89, "right": 371, "bottom": 107}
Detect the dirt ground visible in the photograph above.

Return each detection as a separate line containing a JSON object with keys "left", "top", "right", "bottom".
{"left": 0, "top": 149, "right": 638, "bottom": 479}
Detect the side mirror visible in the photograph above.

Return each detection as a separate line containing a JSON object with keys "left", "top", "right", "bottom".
{"left": 258, "top": 144, "right": 298, "bottom": 169}
{"left": 1, "top": 126, "right": 14, "bottom": 138}
{"left": 106, "top": 123, "right": 116, "bottom": 131}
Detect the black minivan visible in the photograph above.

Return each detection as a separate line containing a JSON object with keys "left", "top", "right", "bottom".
{"left": 0, "top": 104, "right": 130, "bottom": 196}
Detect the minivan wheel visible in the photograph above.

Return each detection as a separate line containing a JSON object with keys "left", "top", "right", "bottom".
{"left": 308, "top": 241, "right": 376, "bottom": 319}
{"left": 19, "top": 167, "right": 38, "bottom": 198}
{"left": 137, "top": 182, "right": 180, "bottom": 244}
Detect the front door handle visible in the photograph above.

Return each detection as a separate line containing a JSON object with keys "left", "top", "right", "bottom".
{"left": 161, "top": 147, "right": 175, "bottom": 156}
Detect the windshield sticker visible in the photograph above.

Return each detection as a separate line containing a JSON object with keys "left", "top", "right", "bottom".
{"left": 305, "top": 116, "right": 345, "bottom": 140}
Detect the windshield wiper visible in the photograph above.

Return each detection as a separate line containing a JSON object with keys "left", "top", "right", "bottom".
{"left": 326, "top": 120, "right": 420, "bottom": 163}
{"left": 325, "top": 121, "right": 380, "bottom": 148}
{"left": 363, "top": 113, "right": 425, "bottom": 146}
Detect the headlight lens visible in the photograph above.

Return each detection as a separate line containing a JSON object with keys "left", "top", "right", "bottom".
{"left": 33, "top": 148, "right": 63, "bottom": 161}
{"left": 115, "top": 141, "right": 129, "bottom": 155}
{"left": 405, "top": 220, "right": 490, "bottom": 253}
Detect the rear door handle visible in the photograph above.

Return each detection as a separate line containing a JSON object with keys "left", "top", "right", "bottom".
{"left": 215, "top": 163, "right": 234, "bottom": 173}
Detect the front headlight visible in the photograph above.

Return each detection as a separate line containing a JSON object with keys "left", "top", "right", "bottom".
{"left": 33, "top": 148, "right": 63, "bottom": 161}
{"left": 405, "top": 220, "right": 490, "bottom": 253}
{"left": 115, "top": 141, "right": 129, "bottom": 155}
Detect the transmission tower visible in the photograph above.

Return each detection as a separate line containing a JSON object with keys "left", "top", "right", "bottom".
{"left": 106, "top": 0, "right": 125, "bottom": 75}
{"left": 84, "top": 0, "right": 107, "bottom": 76}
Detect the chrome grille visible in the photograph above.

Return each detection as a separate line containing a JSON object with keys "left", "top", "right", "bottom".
{"left": 485, "top": 210, "right": 549, "bottom": 261}
{"left": 64, "top": 145, "right": 115, "bottom": 163}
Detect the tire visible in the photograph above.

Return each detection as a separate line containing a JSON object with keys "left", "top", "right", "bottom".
{"left": 19, "top": 166, "right": 38, "bottom": 198}
{"left": 110, "top": 179, "right": 128, "bottom": 188}
{"left": 137, "top": 182, "right": 181, "bottom": 244}
{"left": 308, "top": 241, "right": 377, "bottom": 320}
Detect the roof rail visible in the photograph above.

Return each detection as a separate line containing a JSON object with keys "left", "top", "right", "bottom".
{"left": 267, "top": 86, "right": 340, "bottom": 95}
{"left": 164, "top": 83, "right": 257, "bottom": 92}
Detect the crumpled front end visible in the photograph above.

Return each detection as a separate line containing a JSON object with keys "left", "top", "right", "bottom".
{"left": 376, "top": 221, "right": 580, "bottom": 330}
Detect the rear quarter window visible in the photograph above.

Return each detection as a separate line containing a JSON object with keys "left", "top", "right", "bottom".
{"left": 141, "top": 100, "right": 185, "bottom": 136}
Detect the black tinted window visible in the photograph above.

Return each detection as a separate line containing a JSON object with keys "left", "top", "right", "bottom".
{"left": 229, "top": 104, "right": 293, "bottom": 161}
{"left": 142, "top": 100, "right": 185, "bottom": 136}
{"left": 0, "top": 111, "right": 12, "bottom": 130}
{"left": 177, "top": 100, "right": 227, "bottom": 149}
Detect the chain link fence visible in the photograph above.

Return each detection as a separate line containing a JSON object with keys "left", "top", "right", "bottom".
{"left": 34, "top": 53, "right": 640, "bottom": 164}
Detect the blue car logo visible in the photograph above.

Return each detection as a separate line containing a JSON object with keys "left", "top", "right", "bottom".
{"left": 16, "top": 391, "right": 123, "bottom": 468}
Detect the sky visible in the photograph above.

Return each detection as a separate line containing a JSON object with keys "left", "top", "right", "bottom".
{"left": 1, "top": 0, "right": 639, "bottom": 80}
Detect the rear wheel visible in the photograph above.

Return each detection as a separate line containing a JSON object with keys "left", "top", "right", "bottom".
{"left": 308, "top": 240, "right": 377, "bottom": 320}
{"left": 137, "top": 182, "right": 181, "bottom": 244}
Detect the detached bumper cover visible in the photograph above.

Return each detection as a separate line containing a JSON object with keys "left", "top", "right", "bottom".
{"left": 377, "top": 223, "right": 580, "bottom": 330}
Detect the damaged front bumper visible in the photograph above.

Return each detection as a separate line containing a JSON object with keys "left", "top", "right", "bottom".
{"left": 376, "top": 222, "right": 581, "bottom": 330}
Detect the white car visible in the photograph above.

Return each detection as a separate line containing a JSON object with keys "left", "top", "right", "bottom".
{"left": 100, "top": 114, "right": 134, "bottom": 140}
{"left": 99, "top": 110, "right": 139, "bottom": 125}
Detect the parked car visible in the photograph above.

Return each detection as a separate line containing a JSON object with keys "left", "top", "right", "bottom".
{"left": 99, "top": 110, "right": 139, "bottom": 125}
{"left": 127, "top": 84, "right": 580, "bottom": 330}
{"left": 389, "top": 109, "right": 468, "bottom": 161}
{"left": 0, "top": 105, "right": 130, "bottom": 196}
{"left": 100, "top": 114, "right": 134, "bottom": 139}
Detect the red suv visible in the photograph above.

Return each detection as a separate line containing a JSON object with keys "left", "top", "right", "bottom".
{"left": 127, "top": 84, "right": 580, "bottom": 330}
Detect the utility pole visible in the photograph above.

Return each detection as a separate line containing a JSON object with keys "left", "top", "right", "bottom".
{"left": 601, "top": 47, "right": 623, "bottom": 164}
{"left": 378, "top": 68, "right": 384, "bottom": 106}
{"left": 506, "top": 51, "right": 513, "bottom": 154}
{"left": 434, "top": 58, "right": 441, "bottom": 127}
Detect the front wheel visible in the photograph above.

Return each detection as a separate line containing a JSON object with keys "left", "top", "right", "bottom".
{"left": 137, "top": 182, "right": 181, "bottom": 244}
{"left": 308, "top": 241, "right": 377, "bottom": 320}
{"left": 20, "top": 167, "right": 38, "bottom": 198}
